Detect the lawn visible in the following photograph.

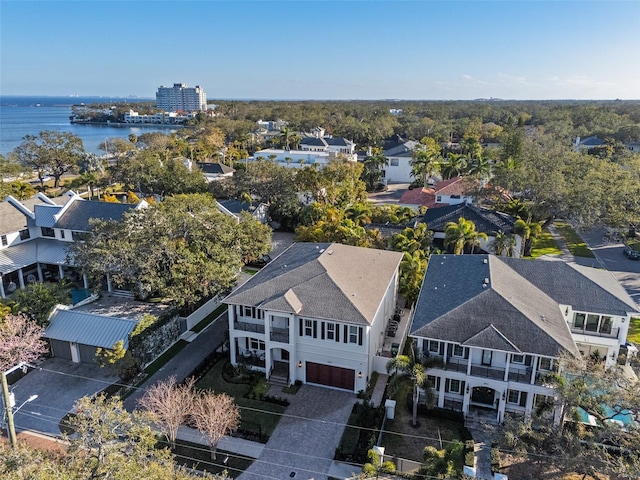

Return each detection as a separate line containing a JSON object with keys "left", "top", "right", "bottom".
{"left": 553, "top": 221, "right": 595, "bottom": 258}
{"left": 626, "top": 317, "right": 640, "bottom": 345}
{"left": 196, "top": 359, "right": 286, "bottom": 442}
{"left": 529, "top": 230, "right": 562, "bottom": 258}
{"left": 380, "top": 381, "right": 469, "bottom": 467}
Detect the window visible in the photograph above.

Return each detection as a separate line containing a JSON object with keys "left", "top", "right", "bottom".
{"left": 19, "top": 229, "right": 30, "bottom": 241}
{"left": 600, "top": 316, "right": 612, "bottom": 335}
{"left": 41, "top": 227, "right": 55, "bottom": 237}
{"left": 0, "top": 235, "right": 7, "bottom": 246}
{"left": 585, "top": 314, "right": 599, "bottom": 332}
{"left": 304, "top": 319, "right": 313, "bottom": 337}
{"left": 348, "top": 325, "right": 359, "bottom": 344}
{"left": 326, "top": 322, "right": 335, "bottom": 340}
{"left": 482, "top": 350, "right": 492, "bottom": 366}
{"left": 426, "top": 375, "right": 439, "bottom": 389}
{"left": 507, "top": 389, "right": 521, "bottom": 404}
{"left": 243, "top": 306, "right": 253, "bottom": 318}
{"left": 573, "top": 313, "right": 586, "bottom": 329}
{"left": 447, "top": 379, "right": 462, "bottom": 394}
{"left": 539, "top": 357, "right": 552, "bottom": 371}
{"left": 511, "top": 354, "right": 524, "bottom": 364}
{"left": 60, "top": 230, "right": 65, "bottom": 239}
{"left": 534, "top": 394, "right": 553, "bottom": 409}
{"left": 249, "top": 339, "right": 265, "bottom": 351}
{"left": 390, "top": 159, "right": 399, "bottom": 167}
{"left": 72, "top": 231, "right": 89, "bottom": 241}
{"left": 453, "top": 345, "right": 465, "bottom": 357}
{"left": 436, "top": 195, "right": 442, "bottom": 202}
{"left": 429, "top": 340, "right": 440, "bottom": 353}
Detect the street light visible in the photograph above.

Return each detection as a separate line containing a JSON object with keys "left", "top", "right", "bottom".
{"left": 1, "top": 366, "right": 37, "bottom": 448}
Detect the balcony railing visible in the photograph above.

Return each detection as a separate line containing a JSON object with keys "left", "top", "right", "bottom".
{"left": 234, "top": 320, "right": 265, "bottom": 334}
{"left": 470, "top": 364, "right": 505, "bottom": 380}
{"left": 445, "top": 358, "right": 468, "bottom": 373}
{"left": 507, "top": 368, "right": 532, "bottom": 383}
{"left": 570, "top": 326, "right": 619, "bottom": 339}
{"left": 270, "top": 328, "right": 289, "bottom": 343}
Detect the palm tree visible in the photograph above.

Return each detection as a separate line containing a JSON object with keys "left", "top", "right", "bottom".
{"left": 490, "top": 230, "right": 517, "bottom": 257}
{"left": 410, "top": 138, "right": 441, "bottom": 187}
{"left": 444, "top": 217, "right": 488, "bottom": 254}
{"left": 440, "top": 153, "right": 467, "bottom": 180}
{"left": 468, "top": 156, "right": 492, "bottom": 183}
{"left": 10, "top": 180, "right": 35, "bottom": 200}
{"left": 390, "top": 223, "right": 432, "bottom": 254}
{"left": 361, "top": 151, "right": 388, "bottom": 191}
{"left": 398, "top": 250, "right": 428, "bottom": 305}
{"left": 513, "top": 218, "right": 542, "bottom": 256}
{"left": 279, "top": 127, "right": 291, "bottom": 150}
{"left": 344, "top": 203, "right": 373, "bottom": 226}
{"left": 386, "top": 346, "right": 429, "bottom": 427}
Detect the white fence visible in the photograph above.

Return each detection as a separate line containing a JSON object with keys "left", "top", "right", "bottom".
{"left": 180, "top": 294, "right": 223, "bottom": 330}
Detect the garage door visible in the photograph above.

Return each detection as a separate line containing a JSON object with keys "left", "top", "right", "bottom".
{"left": 306, "top": 362, "right": 355, "bottom": 391}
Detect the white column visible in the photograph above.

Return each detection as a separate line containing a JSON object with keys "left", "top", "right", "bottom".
{"left": 83, "top": 274, "right": 89, "bottom": 289}
{"left": 58, "top": 265, "right": 64, "bottom": 279}
{"left": 498, "top": 392, "right": 507, "bottom": 423}
{"left": 466, "top": 349, "right": 472, "bottom": 376}
{"left": 443, "top": 342, "right": 448, "bottom": 365}
{"left": 36, "top": 264, "right": 43, "bottom": 282}
{"left": 530, "top": 357, "right": 538, "bottom": 385}
{"left": 524, "top": 390, "right": 535, "bottom": 421}
{"left": 437, "top": 377, "right": 445, "bottom": 408}
{"left": 18, "top": 269, "right": 25, "bottom": 289}
{"left": 0, "top": 279, "right": 5, "bottom": 299}
{"left": 504, "top": 356, "right": 511, "bottom": 382}
{"left": 462, "top": 384, "right": 471, "bottom": 416}
{"left": 106, "top": 274, "right": 112, "bottom": 292}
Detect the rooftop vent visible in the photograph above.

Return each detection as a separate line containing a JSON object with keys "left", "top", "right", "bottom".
{"left": 327, "top": 250, "right": 334, "bottom": 255}
{"left": 541, "top": 315, "right": 546, "bottom": 322}
{"left": 484, "top": 278, "right": 489, "bottom": 284}
{"left": 483, "top": 258, "right": 488, "bottom": 264}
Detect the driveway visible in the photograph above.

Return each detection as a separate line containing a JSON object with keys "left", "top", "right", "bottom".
{"left": 580, "top": 228, "right": 640, "bottom": 307}
{"left": 239, "top": 385, "right": 356, "bottom": 480}
{"left": 367, "top": 182, "right": 410, "bottom": 205}
{"left": 9, "top": 357, "right": 118, "bottom": 436}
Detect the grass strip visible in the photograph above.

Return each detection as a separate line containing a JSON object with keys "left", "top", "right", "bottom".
{"left": 529, "top": 230, "right": 562, "bottom": 258}
{"left": 553, "top": 221, "right": 595, "bottom": 258}
{"left": 191, "top": 304, "right": 227, "bottom": 333}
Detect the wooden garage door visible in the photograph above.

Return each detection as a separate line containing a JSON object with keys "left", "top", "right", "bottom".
{"left": 306, "top": 362, "right": 355, "bottom": 391}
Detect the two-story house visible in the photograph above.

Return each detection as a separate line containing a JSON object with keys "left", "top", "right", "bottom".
{"left": 409, "top": 254, "right": 638, "bottom": 423}
{"left": 0, "top": 192, "right": 145, "bottom": 298}
{"left": 223, "top": 242, "right": 403, "bottom": 393}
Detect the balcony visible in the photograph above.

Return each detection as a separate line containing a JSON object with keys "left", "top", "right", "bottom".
{"left": 444, "top": 358, "right": 468, "bottom": 373}
{"left": 234, "top": 320, "right": 265, "bottom": 334}
{"left": 470, "top": 364, "right": 505, "bottom": 380}
{"left": 269, "top": 327, "right": 289, "bottom": 343}
{"left": 570, "top": 326, "right": 619, "bottom": 339}
{"left": 507, "top": 368, "right": 532, "bottom": 384}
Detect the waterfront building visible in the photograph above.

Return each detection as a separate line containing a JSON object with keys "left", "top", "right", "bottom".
{"left": 156, "top": 83, "right": 207, "bottom": 112}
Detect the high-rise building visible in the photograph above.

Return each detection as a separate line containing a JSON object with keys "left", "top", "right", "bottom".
{"left": 156, "top": 83, "right": 207, "bottom": 112}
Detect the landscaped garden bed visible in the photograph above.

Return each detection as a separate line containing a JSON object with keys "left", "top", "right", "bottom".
{"left": 195, "top": 358, "right": 287, "bottom": 443}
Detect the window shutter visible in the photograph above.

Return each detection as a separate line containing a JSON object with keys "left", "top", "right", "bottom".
{"left": 358, "top": 327, "right": 363, "bottom": 346}
{"left": 439, "top": 342, "right": 445, "bottom": 355}
{"left": 313, "top": 321, "right": 317, "bottom": 339}
{"left": 461, "top": 381, "right": 466, "bottom": 395}
{"left": 447, "top": 344, "right": 453, "bottom": 357}
{"left": 464, "top": 347, "right": 469, "bottom": 359}
{"left": 336, "top": 324, "right": 340, "bottom": 342}
{"left": 519, "top": 391, "right": 527, "bottom": 407}
{"left": 525, "top": 355, "right": 532, "bottom": 366}
{"left": 321, "top": 322, "right": 325, "bottom": 340}
{"left": 299, "top": 318, "right": 303, "bottom": 336}
{"left": 344, "top": 325, "right": 348, "bottom": 343}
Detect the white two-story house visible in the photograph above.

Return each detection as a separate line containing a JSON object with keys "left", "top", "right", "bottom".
{"left": 0, "top": 192, "right": 146, "bottom": 298}
{"left": 409, "top": 254, "right": 638, "bottom": 423}
{"left": 223, "top": 242, "right": 403, "bottom": 393}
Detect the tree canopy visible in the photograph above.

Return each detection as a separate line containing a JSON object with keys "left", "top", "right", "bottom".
{"left": 70, "top": 194, "right": 271, "bottom": 312}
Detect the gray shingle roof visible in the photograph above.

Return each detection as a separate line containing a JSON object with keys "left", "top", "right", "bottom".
{"left": 500, "top": 258, "right": 638, "bottom": 316}
{"left": 43, "top": 309, "right": 139, "bottom": 349}
{"left": 224, "top": 242, "right": 403, "bottom": 325}
{"left": 55, "top": 200, "right": 138, "bottom": 231}
{"left": 300, "top": 138, "right": 328, "bottom": 147}
{"left": 410, "top": 254, "right": 581, "bottom": 357}
{"left": 0, "top": 202, "right": 29, "bottom": 235}
{"left": 197, "top": 162, "right": 234, "bottom": 175}
{"left": 422, "top": 204, "right": 517, "bottom": 234}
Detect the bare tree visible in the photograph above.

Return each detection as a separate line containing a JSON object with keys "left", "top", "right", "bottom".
{"left": 0, "top": 313, "right": 48, "bottom": 371}
{"left": 190, "top": 391, "right": 240, "bottom": 459}
{"left": 138, "top": 376, "right": 195, "bottom": 448}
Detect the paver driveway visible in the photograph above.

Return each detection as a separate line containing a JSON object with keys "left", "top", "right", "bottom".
{"left": 239, "top": 385, "right": 356, "bottom": 480}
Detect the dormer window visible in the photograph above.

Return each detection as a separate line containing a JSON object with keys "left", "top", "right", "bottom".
{"left": 41, "top": 227, "right": 55, "bottom": 238}
{"left": 19, "top": 229, "right": 30, "bottom": 241}
{"left": 1, "top": 235, "right": 7, "bottom": 246}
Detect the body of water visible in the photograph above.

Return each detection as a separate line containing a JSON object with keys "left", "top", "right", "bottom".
{"left": 0, "top": 96, "right": 180, "bottom": 156}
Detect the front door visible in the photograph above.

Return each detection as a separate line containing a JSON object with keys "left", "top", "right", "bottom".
{"left": 70, "top": 342, "right": 80, "bottom": 363}
{"left": 472, "top": 386, "right": 496, "bottom": 407}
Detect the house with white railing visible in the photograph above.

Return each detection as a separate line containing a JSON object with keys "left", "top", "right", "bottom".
{"left": 409, "top": 254, "right": 638, "bottom": 423}
{"left": 223, "top": 242, "right": 403, "bottom": 392}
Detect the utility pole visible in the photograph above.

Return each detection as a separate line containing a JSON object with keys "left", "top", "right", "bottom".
{"left": 1, "top": 372, "right": 17, "bottom": 448}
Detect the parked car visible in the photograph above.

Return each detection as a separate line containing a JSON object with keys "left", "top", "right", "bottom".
{"left": 623, "top": 247, "right": 639, "bottom": 260}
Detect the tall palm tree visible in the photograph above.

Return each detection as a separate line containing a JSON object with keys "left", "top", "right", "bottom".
{"left": 361, "top": 151, "right": 388, "bottom": 191}
{"left": 468, "top": 156, "right": 492, "bottom": 183}
{"left": 410, "top": 138, "right": 441, "bottom": 187}
{"left": 344, "top": 203, "right": 373, "bottom": 226}
{"left": 386, "top": 346, "right": 430, "bottom": 428}
{"left": 10, "top": 180, "right": 36, "bottom": 200}
{"left": 390, "top": 223, "right": 432, "bottom": 254}
{"left": 513, "top": 218, "right": 542, "bottom": 257}
{"left": 490, "top": 230, "right": 517, "bottom": 257}
{"left": 440, "top": 153, "right": 468, "bottom": 180}
{"left": 399, "top": 250, "right": 428, "bottom": 305}
{"left": 444, "top": 217, "right": 488, "bottom": 254}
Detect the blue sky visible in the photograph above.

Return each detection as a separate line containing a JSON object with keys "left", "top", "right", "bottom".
{"left": 1, "top": 0, "right": 639, "bottom": 100}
